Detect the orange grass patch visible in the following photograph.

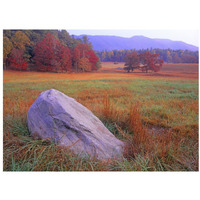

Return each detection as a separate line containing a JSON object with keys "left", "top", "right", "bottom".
{"left": 3, "top": 63, "right": 198, "bottom": 83}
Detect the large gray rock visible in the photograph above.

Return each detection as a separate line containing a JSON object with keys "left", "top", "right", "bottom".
{"left": 27, "top": 89, "right": 124, "bottom": 160}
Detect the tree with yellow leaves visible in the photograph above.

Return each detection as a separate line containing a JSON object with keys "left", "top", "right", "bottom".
{"left": 3, "top": 36, "right": 13, "bottom": 69}
{"left": 11, "top": 31, "right": 30, "bottom": 50}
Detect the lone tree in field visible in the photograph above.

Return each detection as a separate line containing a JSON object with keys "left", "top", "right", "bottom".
{"left": 124, "top": 51, "right": 140, "bottom": 73}
{"left": 139, "top": 51, "right": 164, "bottom": 73}
{"left": 124, "top": 51, "right": 164, "bottom": 73}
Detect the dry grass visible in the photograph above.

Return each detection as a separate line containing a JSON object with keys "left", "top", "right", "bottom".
{"left": 3, "top": 63, "right": 198, "bottom": 84}
{"left": 3, "top": 63, "right": 199, "bottom": 171}
{"left": 99, "top": 62, "right": 198, "bottom": 79}
{"left": 100, "top": 100, "right": 198, "bottom": 171}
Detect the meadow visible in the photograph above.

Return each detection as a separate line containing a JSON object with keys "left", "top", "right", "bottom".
{"left": 3, "top": 63, "right": 199, "bottom": 171}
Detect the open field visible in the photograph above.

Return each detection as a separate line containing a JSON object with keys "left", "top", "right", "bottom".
{"left": 3, "top": 63, "right": 199, "bottom": 171}
{"left": 99, "top": 62, "right": 199, "bottom": 79}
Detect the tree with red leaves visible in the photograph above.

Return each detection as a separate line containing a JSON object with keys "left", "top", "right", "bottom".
{"left": 74, "top": 42, "right": 100, "bottom": 71}
{"left": 7, "top": 48, "right": 27, "bottom": 70}
{"left": 86, "top": 50, "right": 99, "bottom": 70}
{"left": 34, "top": 33, "right": 72, "bottom": 72}
{"left": 75, "top": 43, "right": 89, "bottom": 58}
{"left": 57, "top": 45, "right": 72, "bottom": 72}
{"left": 139, "top": 51, "right": 163, "bottom": 73}
{"left": 124, "top": 51, "right": 163, "bottom": 73}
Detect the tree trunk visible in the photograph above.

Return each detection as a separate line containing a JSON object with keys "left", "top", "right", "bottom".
{"left": 3, "top": 58, "right": 7, "bottom": 70}
{"left": 75, "top": 62, "right": 78, "bottom": 72}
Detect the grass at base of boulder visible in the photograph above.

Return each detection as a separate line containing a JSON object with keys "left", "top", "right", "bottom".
{"left": 3, "top": 97, "right": 198, "bottom": 171}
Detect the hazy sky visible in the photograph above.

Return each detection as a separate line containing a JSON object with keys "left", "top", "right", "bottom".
{"left": 67, "top": 29, "right": 199, "bottom": 47}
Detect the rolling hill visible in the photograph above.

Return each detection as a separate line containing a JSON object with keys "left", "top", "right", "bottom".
{"left": 74, "top": 35, "right": 198, "bottom": 51}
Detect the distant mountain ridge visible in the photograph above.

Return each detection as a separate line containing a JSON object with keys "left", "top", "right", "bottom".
{"left": 74, "top": 35, "right": 198, "bottom": 51}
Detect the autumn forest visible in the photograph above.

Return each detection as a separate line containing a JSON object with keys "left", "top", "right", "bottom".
{"left": 3, "top": 30, "right": 198, "bottom": 73}
{"left": 3, "top": 30, "right": 101, "bottom": 72}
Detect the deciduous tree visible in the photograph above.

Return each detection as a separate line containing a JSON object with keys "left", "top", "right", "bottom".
{"left": 34, "top": 33, "right": 72, "bottom": 72}
{"left": 76, "top": 43, "right": 90, "bottom": 58}
{"left": 58, "top": 30, "right": 76, "bottom": 48}
{"left": 75, "top": 42, "right": 99, "bottom": 71}
{"left": 87, "top": 50, "right": 99, "bottom": 70}
{"left": 78, "top": 57, "right": 91, "bottom": 72}
{"left": 11, "top": 31, "right": 30, "bottom": 50}
{"left": 139, "top": 51, "right": 163, "bottom": 72}
{"left": 3, "top": 36, "right": 13, "bottom": 69}
{"left": 7, "top": 48, "right": 27, "bottom": 70}
{"left": 72, "top": 47, "right": 80, "bottom": 72}
{"left": 124, "top": 51, "right": 139, "bottom": 72}
{"left": 58, "top": 45, "right": 72, "bottom": 72}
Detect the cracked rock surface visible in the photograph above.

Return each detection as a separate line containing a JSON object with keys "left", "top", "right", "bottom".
{"left": 27, "top": 89, "right": 124, "bottom": 160}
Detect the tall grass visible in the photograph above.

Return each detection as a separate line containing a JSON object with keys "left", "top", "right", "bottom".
{"left": 3, "top": 68, "right": 198, "bottom": 171}
{"left": 99, "top": 94, "right": 198, "bottom": 171}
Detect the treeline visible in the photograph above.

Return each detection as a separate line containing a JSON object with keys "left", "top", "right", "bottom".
{"left": 3, "top": 30, "right": 101, "bottom": 72}
{"left": 96, "top": 49, "right": 199, "bottom": 63}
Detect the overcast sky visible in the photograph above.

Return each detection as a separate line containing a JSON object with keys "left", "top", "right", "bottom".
{"left": 67, "top": 29, "right": 199, "bottom": 47}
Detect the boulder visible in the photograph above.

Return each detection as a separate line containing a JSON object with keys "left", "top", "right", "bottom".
{"left": 27, "top": 89, "right": 124, "bottom": 160}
